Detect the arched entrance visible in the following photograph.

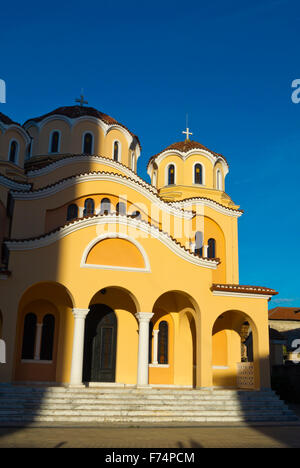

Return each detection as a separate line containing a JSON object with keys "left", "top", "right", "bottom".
{"left": 212, "top": 310, "right": 256, "bottom": 389}
{"left": 83, "top": 304, "right": 117, "bottom": 383}
{"left": 150, "top": 290, "right": 198, "bottom": 387}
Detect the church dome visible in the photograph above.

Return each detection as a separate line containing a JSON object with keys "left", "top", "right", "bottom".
{"left": 23, "top": 105, "right": 140, "bottom": 144}
{"left": 148, "top": 139, "right": 227, "bottom": 168}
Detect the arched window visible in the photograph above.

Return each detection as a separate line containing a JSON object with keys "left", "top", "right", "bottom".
{"left": 100, "top": 198, "right": 111, "bottom": 215}
{"left": 158, "top": 321, "right": 168, "bottom": 364}
{"left": 67, "top": 203, "right": 78, "bottom": 221}
{"left": 8, "top": 140, "right": 18, "bottom": 163}
{"left": 113, "top": 141, "right": 120, "bottom": 161}
{"left": 40, "top": 314, "right": 55, "bottom": 361}
{"left": 21, "top": 313, "right": 37, "bottom": 360}
{"left": 168, "top": 164, "right": 175, "bottom": 185}
{"left": 216, "top": 169, "right": 222, "bottom": 190}
{"left": 116, "top": 202, "right": 126, "bottom": 215}
{"left": 50, "top": 131, "right": 60, "bottom": 153}
{"left": 83, "top": 198, "right": 95, "bottom": 216}
{"left": 195, "top": 231, "right": 203, "bottom": 256}
{"left": 83, "top": 132, "right": 93, "bottom": 155}
{"left": 208, "top": 238, "right": 216, "bottom": 259}
{"left": 194, "top": 163, "right": 203, "bottom": 184}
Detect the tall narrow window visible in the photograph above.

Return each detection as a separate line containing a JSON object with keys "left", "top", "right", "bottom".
{"left": 21, "top": 313, "right": 37, "bottom": 360}
{"left": 116, "top": 202, "right": 126, "bottom": 215}
{"left": 83, "top": 198, "right": 95, "bottom": 216}
{"left": 208, "top": 238, "right": 216, "bottom": 259}
{"left": 8, "top": 140, "right": 18, "bottom": 163}
{"left": 50, "top": 131, "right": 60, "bottom": 153}
{"left": 83, "top": 133, "right": 93, "bottom": 155}
{"left": 158, "top": 321, "right": 168, "bottom": 364}
{"left": 100, "top": 198, "right": 111, "bottom": 215}
{"left": 216, "top": 170, "right": 222, "bottom": 190}
{"left": 113, "top": 141, "right": 120, "bottom": 161}
{"left": 194, "top": 164, "right": 203, "bottom": 184}
{"left": 195, "top": 231, "right": 203, "bottom": 256}
{"left": 40, "top": 314, "right": 55, "bottom": 361}
{"left": 67, "top": 203, "right": 78, "bottom": 221}
{"left": 168, "top": 164, "right": 175, "bottom": 185}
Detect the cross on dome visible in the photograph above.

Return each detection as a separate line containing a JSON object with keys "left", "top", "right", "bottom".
{"left": 75, "top": 90, "right": 88, "bottom": 107}
{"left": 182, "top": 127, "right": 193, "bottom": 141}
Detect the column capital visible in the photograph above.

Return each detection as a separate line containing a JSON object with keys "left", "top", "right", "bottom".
{"left": 135, "top": 312, "right": 154, "bottom": 323}
{"left": 72, "top": 308, "right": 90, "bottom": 319}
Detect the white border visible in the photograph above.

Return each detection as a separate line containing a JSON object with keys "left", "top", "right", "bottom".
{"left": 212, "top": 291, "right": 272, "bottom": 300}
{"left": 80, "top": 232, "right": 151, "bottom": 272}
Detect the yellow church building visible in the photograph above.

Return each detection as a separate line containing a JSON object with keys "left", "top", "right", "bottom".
{"left": 0, "top": 102, "right": 279, "bottom": 394}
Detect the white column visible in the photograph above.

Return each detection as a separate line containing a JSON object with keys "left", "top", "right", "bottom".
{"left": 203, "top": 245, "right": 209, "bottom": 258}
{"left": 69, "top": 308, "right": 89, "bottom": 387}
{"left": 34, "top": 323, "right": 43, "bottom": 360}
{"left": 152, "top": 329, "right": 159, "bottom": 365}
{"left": 135, "top": 312, "right": 154, "bottom": 386}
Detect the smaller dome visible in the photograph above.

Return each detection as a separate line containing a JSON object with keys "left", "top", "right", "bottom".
{"left": 148, "top": 139, "right": 227, "bottom": 168}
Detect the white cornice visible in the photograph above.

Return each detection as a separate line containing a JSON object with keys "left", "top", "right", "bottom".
{"left": 0, "top": 174, "right": 31, "bottom": 191}
{"left": 27, "top": 155, "right": 155, "bottom": 194}
{"left": 6, "top": 215, "right": 218, "bottom": 269}
{"left": 11, "top": 171, "right": 194, "bottom": 219}
{"left": 212, "top": 291, "right": 272, "bottom": 300}
{"left": 168, "top": 198, "right": 243, "bottom": 218}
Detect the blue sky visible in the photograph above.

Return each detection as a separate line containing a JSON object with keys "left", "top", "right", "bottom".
{"left": 1, "top": 0, "right": 299, "bottom": 308}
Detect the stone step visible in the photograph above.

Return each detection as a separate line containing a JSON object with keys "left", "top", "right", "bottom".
{"left": 0, "top": 385, "right": 296, "bottom": 424}
{"left": 0, "top": 402, "right": 287, "bottom": 411}
{"left": 0, "top": 414, "right": 297, "bottom": 423}
{"left": 0, "top": 385, "right": 277, "bottom": 396}
{"left": 0, "top": 407, "right": 293, "bottom": 417}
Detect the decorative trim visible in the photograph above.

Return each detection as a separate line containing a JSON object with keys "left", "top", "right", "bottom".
{"left": 80, "top": 232, "right": 151, "bottom": 272}
{"left": 0, "top": 175, "right": 31, "bottom": 191}
{"left": 6, "top": 215, "right": 219, "bottom": 269}
{"left": 26, "top": 154, "right": 157, "bottom": 194}
{"left": 212, "top": 291, "right": 273, "bottom": 300}
{"left": 11, "top": 171, "right": 194, "bottom": 219}
{"left": 211, "top": 283, "right": 278, "bottom": 296}
{"left": 168, "top": 198, "right": 243, "bottom": 218}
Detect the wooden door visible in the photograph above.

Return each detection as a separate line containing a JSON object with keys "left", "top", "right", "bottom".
{"left": 83, "top": 304, "right": 117, "bottom": 382}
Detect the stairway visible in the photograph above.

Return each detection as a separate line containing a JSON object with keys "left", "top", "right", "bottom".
{"left": 0, "top": 384, "right": 298, "bottom": 425}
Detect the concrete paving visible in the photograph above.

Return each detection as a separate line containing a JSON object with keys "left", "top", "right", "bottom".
{"left": 0, "top": 422, "right": 300, "bottom": 448}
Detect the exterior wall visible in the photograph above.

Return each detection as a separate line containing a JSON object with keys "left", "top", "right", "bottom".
{"left": 0, "top": 220, "right": 271, "bottom": 389}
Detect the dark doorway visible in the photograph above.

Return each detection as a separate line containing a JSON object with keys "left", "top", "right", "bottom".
{"left": 83, "top": 304, "right": 117, "bottom": 382}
